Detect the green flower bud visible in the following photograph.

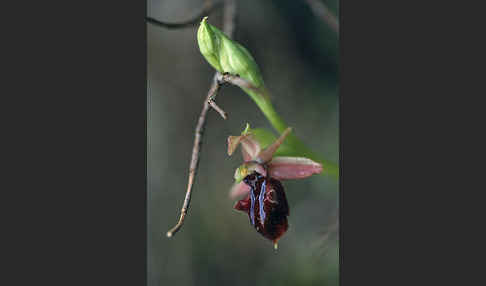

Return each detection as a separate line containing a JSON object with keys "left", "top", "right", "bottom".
{"left": 197, "top": 17, "right": 264, "bottom": 88}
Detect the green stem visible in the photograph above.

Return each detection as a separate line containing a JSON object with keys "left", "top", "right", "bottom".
{"left": 245, "top": 87, "right": 339, "bottom": 178}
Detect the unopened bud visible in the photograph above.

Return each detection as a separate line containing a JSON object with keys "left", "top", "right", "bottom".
{"left": 197, "top": 17, "right": 264, "bottom": 89}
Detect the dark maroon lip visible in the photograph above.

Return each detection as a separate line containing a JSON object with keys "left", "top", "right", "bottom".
{"left": 235, "top": 171, "right": 290, "bottom": 245}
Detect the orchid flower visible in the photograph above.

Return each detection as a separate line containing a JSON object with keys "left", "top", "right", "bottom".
{"left": 227, "top": 124, "right": 323, "bottom": 249}
{"left": 228, "top": 124, "right": 323, "bottom": 199}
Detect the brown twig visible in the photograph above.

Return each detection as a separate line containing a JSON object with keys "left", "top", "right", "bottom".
{"left": 220, "top": 73, "right": 263, "bottom": 94}
{"left": 207, "top": 72, "right": 266, "bottom": 120}
{"left": 147, "top": 1, "right": 223, "bottom": 29}
{"left": 166, "top": 74, "right": 221, "bottom": 237}
{"left": 208, "top": 98, "right": 228, "bottom": 119}
{"left": 166, "top": 0, "right": 237, "bottom": 238}
{"left": 206, "top": 71, "right": 264, "bottom": 119}
{"left": 304, "top": 0, "right": 339, "bottom": 34}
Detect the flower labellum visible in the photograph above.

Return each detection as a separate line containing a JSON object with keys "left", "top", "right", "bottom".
{"left": 234, "top": 171, "right": 289, "bottom": 249}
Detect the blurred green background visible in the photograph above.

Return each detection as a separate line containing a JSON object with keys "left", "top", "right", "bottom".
{"left": 147, "top": 0, "right": 339, "bottom": 285}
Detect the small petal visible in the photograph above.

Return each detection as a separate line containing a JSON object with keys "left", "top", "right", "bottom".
{"left": 227, "top": 135, "right": 243, "bottom": 156}
{"left": 241, "top": 148, "right": 253, "bottom": 162}
{"left": 240, "top": 135, "right": 261, "bottom": 161}
{"left": 229, "top": 181, "right": 251, "bottom": 200}
{"left": 256, "top": 127, "right": 292, "bottom": 163}
{"left": 268, "top": 156, "right": 323, "bottom": 180}
{"left": 227, "top": 134, "right": 261, "bottom": 161}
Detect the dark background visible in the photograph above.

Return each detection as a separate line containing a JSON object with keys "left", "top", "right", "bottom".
{"left": 148, "top": 0, "right": 339, "bottom": 285}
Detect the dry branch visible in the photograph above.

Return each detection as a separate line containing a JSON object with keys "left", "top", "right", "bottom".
{"left": 166, "top": 0, "right": 237, "bottom": 238}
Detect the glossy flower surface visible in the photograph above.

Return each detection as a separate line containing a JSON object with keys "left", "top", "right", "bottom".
{"left": 234, "top": 172, "right": 289, "bottom": 248}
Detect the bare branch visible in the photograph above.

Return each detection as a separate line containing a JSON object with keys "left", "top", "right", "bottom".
{"left": 208, "top": 98, "right": 228, "bottom": 119}
{"left": 166, "top": 74, "right": 221, "bottom": 237}
{"left": 166, "top": 0, "right": 237, "bottom": 238}
{"left": 304, "top": 0, "right": 339, "bottom": 34}
{"left": 207, "top": 71, "right": 264, "bottom": 120}
{"left": 147, "top": 1, "right": 223, "bottom": 29}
